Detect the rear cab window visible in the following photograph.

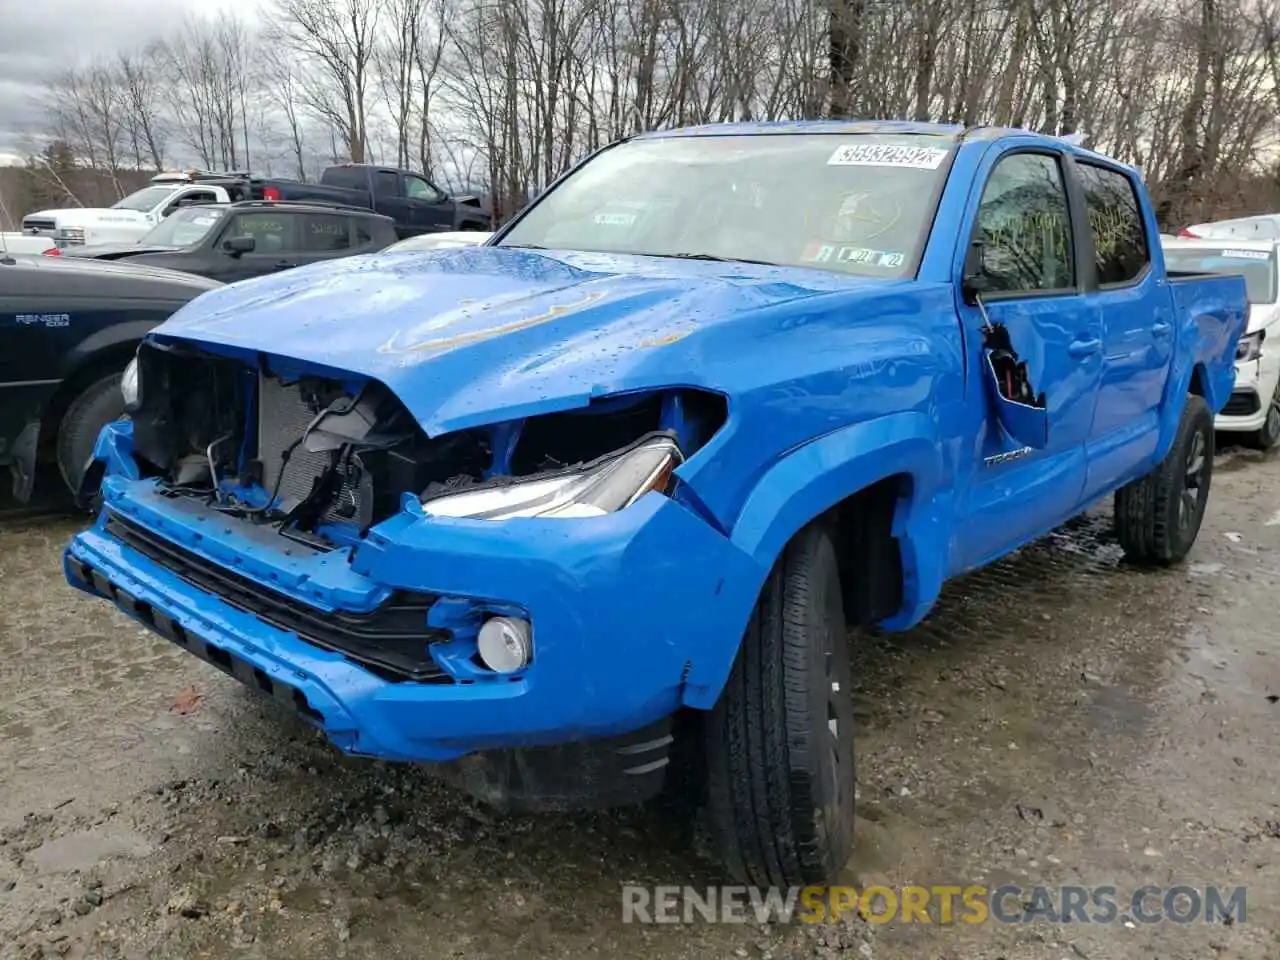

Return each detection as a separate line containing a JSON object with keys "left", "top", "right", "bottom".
{"left": 1076, "top": 162, "right": 1150, "bottom": 286}
{"left": 320, "top": 167, "right": 369, "bottom": 191}
{"left": 496, "top": 132, "right": 959, "bottom": 278}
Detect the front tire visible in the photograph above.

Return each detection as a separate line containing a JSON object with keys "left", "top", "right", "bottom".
{"left": 1245, "top": 389, "right": 1280, "bottom": 451}
{"left": 703, "top": 522, "right": 855, "bottom": 887}
{"left": 1115, "top": 394, "right": 1214, "bottom": 566}
{"left": 56, "top": 372, "right": 125, "bottom": 497}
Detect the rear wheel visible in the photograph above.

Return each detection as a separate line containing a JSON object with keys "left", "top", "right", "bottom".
{"left": 1115, "top": 394, "right": 1214, "bottom": 566}
{"left": 703, "top": 522, "right": 855, "bottom": 886}
{"left": 56, "top": 373, "right": 125, "bottom": 497}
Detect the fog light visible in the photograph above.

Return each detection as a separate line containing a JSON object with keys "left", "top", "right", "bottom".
{"left": 477, "top": 616, "right": 531, "bottom": 673}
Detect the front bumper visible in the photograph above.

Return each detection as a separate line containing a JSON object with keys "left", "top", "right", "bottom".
{"left": 1216, "top": 355, "right": 1280, "bottom": 432}
{"left": 64, "top": 422, "right": 762, "bottom": 764}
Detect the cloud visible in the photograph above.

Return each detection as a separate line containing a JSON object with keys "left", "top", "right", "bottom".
{"left": 0, "top": 0, "right": 266, "bottom": 159}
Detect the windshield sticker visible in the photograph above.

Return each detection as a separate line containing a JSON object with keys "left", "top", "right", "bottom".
{"left": 594, "top": 211, "right": 637, "bottom": 226}
{"left": 827, "top": 144, "right": 949, "bottom": 169}
{"left": 801, "top": 242, "right": 905, "bottom": 268}
{"left": 192, "top": 216, "right": 218, "bottom": 225}
{"left": 1221, "top": 248, "right": 1271, "bottom": 260}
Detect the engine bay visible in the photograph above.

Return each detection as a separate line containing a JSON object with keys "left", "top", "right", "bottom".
{"left": 126, "top": 341, "right": 727, "bottom": 549}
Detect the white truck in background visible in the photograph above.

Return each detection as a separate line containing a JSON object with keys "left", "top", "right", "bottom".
{"left": 20, "top": 171, "right": 234, "bottom": 249}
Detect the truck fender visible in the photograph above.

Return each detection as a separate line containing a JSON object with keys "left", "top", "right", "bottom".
{"left": 59, "top": 320, "right": 155, "bottom": 382}
{"left": 1153, "top": 310, "right": 1225, "bottom": 464}
{"left": 681, "top": 412, "right": 948, "bottom": 710}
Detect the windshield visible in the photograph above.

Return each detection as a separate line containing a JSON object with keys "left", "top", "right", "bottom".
{"left": 139, "top": 206, "right": 227, "bottom": 247}
{"left": 1164, "top": 247, "right": 1278, "bottom": 304}
{"left": 112, "top": 185, "right": 180, "bottom": 212}
{"left": 496, "top": 133, "right": 957, "bottom": 278}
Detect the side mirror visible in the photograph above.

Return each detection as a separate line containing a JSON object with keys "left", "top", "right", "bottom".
{"left": 961, "top": 238, "right": 994, "bottom": 305}
{"left": 223, "top": 235, "right": 256, "bottom": 257}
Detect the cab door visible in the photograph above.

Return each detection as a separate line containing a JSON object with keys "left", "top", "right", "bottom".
{"left": 1073, "top": 161, "right": 1173, "bottom": 497}
{"left": 954, "top": 148, "right": 1104, "bottom": 571}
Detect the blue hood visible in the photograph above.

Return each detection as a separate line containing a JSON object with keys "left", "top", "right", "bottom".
{"left": 154, "top": 247, "right": 897, "bottom": 434}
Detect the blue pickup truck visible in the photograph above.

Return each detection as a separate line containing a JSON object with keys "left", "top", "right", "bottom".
{"left": 64, "top": 122, "right": 1247, "bottom": 887}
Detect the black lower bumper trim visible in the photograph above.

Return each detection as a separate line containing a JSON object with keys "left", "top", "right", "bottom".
{"left": 69, "top": 558, "right": 324, "bottom": 724}
{"left": 102, "top": 510, "right": 452, "bottom": 683}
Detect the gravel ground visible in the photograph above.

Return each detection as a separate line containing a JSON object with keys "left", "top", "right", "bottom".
{"left": 2, "top": 442, "right": 1279, "bottom": 959}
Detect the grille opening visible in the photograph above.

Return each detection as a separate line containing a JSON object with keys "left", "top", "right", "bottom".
{"left": 131, "top": 343, "right": 727, "bottom": 546}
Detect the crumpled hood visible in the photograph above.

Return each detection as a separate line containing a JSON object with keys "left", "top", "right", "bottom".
{"left": 153, "top": 247, "right": 898, "bottom": 434}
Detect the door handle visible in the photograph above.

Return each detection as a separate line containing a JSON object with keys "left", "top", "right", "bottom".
{"left": 1068, "top": 338, "right": 1101, "bottom": 357}
{"left": 1151, "top": 321, "right": 1172, "bottom": 336}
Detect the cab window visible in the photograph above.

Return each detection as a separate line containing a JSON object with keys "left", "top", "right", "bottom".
{"left": 405, "top": 175, "right": 444, "bottom": 203}
{"left": 298, "top": 213, "right": 351, "bottom": 252}
{"left": 227, "top": 213, "right": 292, "bottom": 253}
{"left": 1077, "top": 162, "right": 1149, "bottom": 285}
{"left": 973, "top": 153, "right": 1075, "bottom": 293}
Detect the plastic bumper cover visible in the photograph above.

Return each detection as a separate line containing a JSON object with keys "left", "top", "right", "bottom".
{"left": 63, "top": 426, "right": 764, "bottom": 764}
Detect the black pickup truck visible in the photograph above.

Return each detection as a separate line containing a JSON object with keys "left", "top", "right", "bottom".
{"left": 160, "top": 165, "right": 490, "bottom": 239}
{"left": 0, "top": 251, "right": 219, "bottom": 501}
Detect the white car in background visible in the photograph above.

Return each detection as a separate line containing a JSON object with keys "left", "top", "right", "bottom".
{"left": 383, "top": 230, "right": 491, "bottom": 252}
{"left": 20, "top": 172, "right": 235, "bottom": 250}
{"left": 1178, "top": 213, "right": 1280, "bottom": 242}
{"left": 1163, "top": 237, "right": 1280, "bottom": 448}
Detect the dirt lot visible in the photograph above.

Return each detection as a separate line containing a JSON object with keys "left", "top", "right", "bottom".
{"left": 2, "top": 443, "right": 1280, "bottom": 960}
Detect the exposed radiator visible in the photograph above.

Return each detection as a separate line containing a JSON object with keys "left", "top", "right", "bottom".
{"left": 257, "top": 374, "right": 333, "bottom": 509}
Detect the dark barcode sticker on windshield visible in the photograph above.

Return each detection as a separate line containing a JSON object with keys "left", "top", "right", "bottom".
{"left": 827, "top": 144, "right": 949, "bottom": 169}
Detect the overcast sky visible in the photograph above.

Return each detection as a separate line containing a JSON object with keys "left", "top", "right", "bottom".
{"left": 0, "top": 0, "right": 264, "bottom": 164}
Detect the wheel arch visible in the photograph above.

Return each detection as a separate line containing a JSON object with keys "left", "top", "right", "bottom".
{"left": 37, "top": 335, "right": 143, "bottom": 460}
{"left": 681, "top": 412, "right": 948, "bottom": 710}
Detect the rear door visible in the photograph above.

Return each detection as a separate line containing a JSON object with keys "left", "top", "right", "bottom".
{"left": 955, "top": 148, "right": 1104, "bottom": 569}
{"left": 1074, "top": 160, "right": 1173, "bottom": 496}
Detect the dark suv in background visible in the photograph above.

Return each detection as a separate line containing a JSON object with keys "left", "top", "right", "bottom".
{"left": 59, "top": 201, "right": 399, "bottom": 283}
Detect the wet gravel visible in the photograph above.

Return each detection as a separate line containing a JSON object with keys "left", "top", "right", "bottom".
{"left": 2, "top": 442, "right": 1279, "bottom": 959}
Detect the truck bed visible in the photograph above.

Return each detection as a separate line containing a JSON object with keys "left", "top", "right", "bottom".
{"left": 1167, "top": 270, "right": 1250, "bottom": 416}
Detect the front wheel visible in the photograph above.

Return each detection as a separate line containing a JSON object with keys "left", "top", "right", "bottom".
{"left": 703, "top": 522, "right": 855, "bottom": 887}
{"left": 1115, "top": 394, "right": 1214, "bottom": 566}
{"left": 56, "top": 372, "right": 127, "bottom": 498}
{"left": 1245, "top": 388, "right": 1280, "bottom": 451}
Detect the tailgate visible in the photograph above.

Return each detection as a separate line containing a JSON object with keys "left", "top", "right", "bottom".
{"left": 1168, "top": 273, "right": 1249, "bottom": 414}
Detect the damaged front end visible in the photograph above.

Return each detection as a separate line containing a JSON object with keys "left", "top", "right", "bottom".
{"left": 123, "top": 340, "right": 730, "bottom": 543}
{"left": 65, "top": 339, "right": 758, "bottom": 803}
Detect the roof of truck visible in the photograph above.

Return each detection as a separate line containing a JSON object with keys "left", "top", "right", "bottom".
{"left": 635, "top": 121, "right": 1131, "bottom": 169}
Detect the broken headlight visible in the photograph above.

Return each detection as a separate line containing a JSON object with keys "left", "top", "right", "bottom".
{"left": 420, "top": 434, "right": 682, "bottom": 520}
{"left": 121, "top": 356, "right": 140, "bottom": 410}
{"left": 1237, "top": 330, "right": 1264, "bottom": 363}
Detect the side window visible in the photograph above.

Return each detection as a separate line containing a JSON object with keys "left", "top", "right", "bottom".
{"left": 165, "top": 190, "right": 217, "bottom": 217}
{"left": 404, "top": 175, "right": 444, "bottom": 203}
{"left": 297, "top": 213, "right": 351, "bottom": 252}
{"left": 354, "top": 219, "right": 375, "bottom": 246}
{"left": 974, "top": 153, "right": 1074, "bottom": 293}
{"left": 228, "top": 213, "right": 291, "bottom": 253}
{"left": 376, "top": 171, "right": 399, "bottom": 196}
{"left": 1077, "top": 163, "right": 1149, "bottom": 285}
